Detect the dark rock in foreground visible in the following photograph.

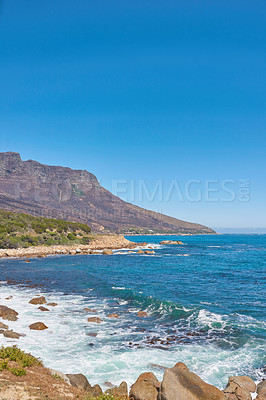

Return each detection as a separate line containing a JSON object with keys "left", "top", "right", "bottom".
{"left": 159, "top": 362, "right": 226, "bottom": 400}
{"left": 130, "top": 372, "right": 160, "bottom": 400}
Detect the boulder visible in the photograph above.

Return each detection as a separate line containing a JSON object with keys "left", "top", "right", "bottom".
{"left": 130, "top": 372, "right": 160, "bottom": 400}
{"left": 159, "top": 240, "right": 183, "bottom": 245}
{"left": 84, "top": 308, "right": 97, "bottom": 313}
{"left": 69, "top": 250, "right": 76, "bottom": 255}
{"left": 106, "top": 381, "right": 128, "bottom": 398}
{"left": 103, "top": 249, "right": 113, "bottom": 255}
{"left": 47, "top": 302, "right": 58, "bottom": 307}
{"left": 174, "top": 362, "right": 189, "bottom": 371}
{"left": 75, "top": 248, "right": 82, "bottom": 254}
{"left": 87, "top": 317, "right": 102, "bottom": 324}
{"left": 3, "top": 330, "right": 21, "bottom": 339}
{"left": 0, "top": 322, "right": 8, "bottom": 329}
{"left": 227, "top": 377, "right": 256, "bottom": 393}
{"left": 87, "top": 384, "right": 103, "bottom": 397}
{"left": 137, "top": 311, "right": 148, "bottom": 318}
{"left": 257, "top": 381, "right": 266, "bottom": 398}
{"left": 29, "top": 322, "right": 48, "bottom": 330}
{"left": 160, "top": 363, "right": 226, "bottom": 400}
{"left": 38, "top": 306, "right": 50, "bottom": 311}
{"left": 107, "top": 313, "right": 119, "bottom": 318}
{"left": 66, "top": 373, "right": 91, "bottom": 391}
{"left": 223, "top": 376, "right": 256, "bottom": 400}
{"left": 145, "top": 250, "right": 155, "bottom": 254}
{"left": 29, "top": 296, "right": 46, "bottom": 305}
{"left": 137, "top": 250, "right": 144, "bottom": 254}
{"left": 0, "top": 305, "right": 18, "bottom": 321}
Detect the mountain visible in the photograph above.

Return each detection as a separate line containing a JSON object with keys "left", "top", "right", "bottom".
{"left": 0, "top": 152, "right": 215, "bottom": 234}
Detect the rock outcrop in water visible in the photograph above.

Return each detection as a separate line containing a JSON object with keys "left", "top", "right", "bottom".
{"left": 0, "top": 152, "right": 215, "bottom": 234}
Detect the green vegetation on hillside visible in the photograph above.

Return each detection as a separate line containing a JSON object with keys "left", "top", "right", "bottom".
{"left": 0, "top": 346, "right": 42, "bottom": 376}
{"left": 0, "top": 209, "right": 92, "bottom": 249}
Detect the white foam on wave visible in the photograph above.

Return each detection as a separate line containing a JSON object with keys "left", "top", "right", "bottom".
{"left": 0, "top": 284, "right": 265, "bottom": 389}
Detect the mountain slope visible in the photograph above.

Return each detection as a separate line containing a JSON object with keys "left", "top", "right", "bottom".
{"left": 0, "top": 152, "right": 215, "bottom": 234}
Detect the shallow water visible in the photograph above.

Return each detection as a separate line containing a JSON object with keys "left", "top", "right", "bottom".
{"left": 0, "top": 234, "right": 265, "bottom": 389}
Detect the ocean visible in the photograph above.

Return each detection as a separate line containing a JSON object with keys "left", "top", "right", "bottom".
{"left": 0, "top": 234, "right": 265, "bottom": 389}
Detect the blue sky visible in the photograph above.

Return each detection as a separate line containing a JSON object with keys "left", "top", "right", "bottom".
{"left": 1, "top": 1, "right": 265, "bottom": 230}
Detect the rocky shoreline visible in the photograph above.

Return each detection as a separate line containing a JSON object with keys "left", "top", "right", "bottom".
{"left": 0, "top": 293, "right": 265, "bottom": 399}
{"left": 0, "top": 234, "right": 139, "bottom": 259}
{"left": 0, "top": 350, "right": 264, "bottom": 399}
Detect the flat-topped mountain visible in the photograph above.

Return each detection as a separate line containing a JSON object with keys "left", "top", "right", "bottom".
{"left": 0, "top": 152, "right": 215, "bottom": 234}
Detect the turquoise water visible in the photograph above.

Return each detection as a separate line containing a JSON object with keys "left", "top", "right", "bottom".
{"left": 0, "top": 234, "right": 265, "bottom": 388}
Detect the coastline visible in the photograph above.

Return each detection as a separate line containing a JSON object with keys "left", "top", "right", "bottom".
{"left": 0, "top": 284, "right": 263, "bottom": 400}
{"left": 0, "top": 235, "right": 137, "bottom": 259}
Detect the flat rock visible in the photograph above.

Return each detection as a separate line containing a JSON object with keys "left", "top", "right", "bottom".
{"left": 0, "top": 305, "right": 18, "bottom": 321}
{"left": 0, "top": 322, "right": 9, "bottom": 329}
{"left": 47, "top": 302, "right": 58, "bottom": 306}
{"left": 2, "top": 330, "right": 21, "bottom": 339}
{"left": 38, "top": 306, "right": 50, "bottom": 311}
{"left": 84, "top": 308, "right": 97, "bottom": 313}
{"left": 29, "top": 322, "right": 48, "bottom": 330}
{"left": 29, "top": 296, "right": 46, "bottom": 305}
{"left": 160, "top": 363, "right": 226, "bottom": 400}
{"left": 160, "top": 240, "right": 183, "bottom": 245}
{"left": 87, "top": 317, "right": 102, "bottom": 324}
{"left": 107, "top": 313, "right": 119, "bottom": 318}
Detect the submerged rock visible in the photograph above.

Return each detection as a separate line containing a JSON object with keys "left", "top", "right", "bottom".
{"left": 0, "top": 305, "right": 18, "bottom": 321}
{"left": 38, "top": 306, "right": 50, "bottom": 311}
{"left": 84, "top": 307, "right": 97, "bottom": 313}
{"left": 137, "top": 311, "right": 148, "bottom": 318}
{"left": 159, "top": 240, "right": 183, "bottom": 245}
{"left": 87, "top": 317, "right": 102, "bottom": 324}
{"left": 160, "top": 362, "right": 225, "bottom": 400}
{"left": 107, "top": 313, "right": 119, "bottom": 318}
{"left": 29, "top": 296, "right": 46, "bottom": 305}
{"left": 29, "top": 322, "right": 48, "bottom": 330}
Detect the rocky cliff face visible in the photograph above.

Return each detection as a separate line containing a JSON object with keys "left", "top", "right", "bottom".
{"left": 0, "top": 152, "right": 215, "bottom": 234}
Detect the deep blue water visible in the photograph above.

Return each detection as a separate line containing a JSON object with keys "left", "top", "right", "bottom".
{"left": 0, "top": 234, "right": 265, "bottom": 387}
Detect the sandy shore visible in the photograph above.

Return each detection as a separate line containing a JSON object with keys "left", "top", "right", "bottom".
{"left": 0, "top": 235, "right": 138, "bottom": 259}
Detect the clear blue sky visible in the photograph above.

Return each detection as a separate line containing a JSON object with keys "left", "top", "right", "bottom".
{"left": 1, "top": 1, "right": 265, "bottom": 230}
